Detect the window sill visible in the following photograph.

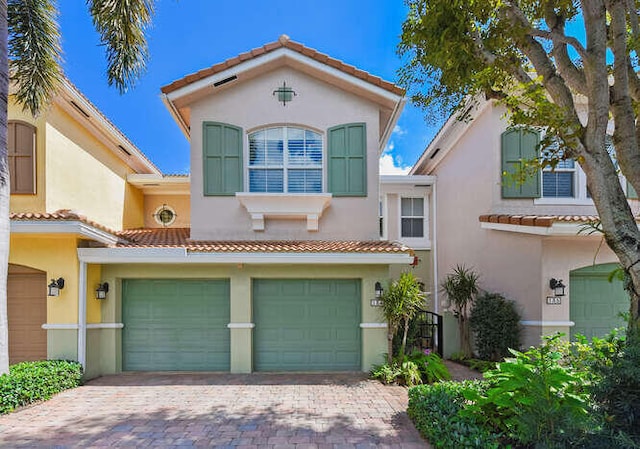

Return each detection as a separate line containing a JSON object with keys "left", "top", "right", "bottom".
{"left": 533, "top": 198, "right": 594, "bottom": 206}
{"left": 236, "top": 192, "right": 332, "bottom": 231}
{"left": 397, "top": 237, "right": 432, "bottom": 250}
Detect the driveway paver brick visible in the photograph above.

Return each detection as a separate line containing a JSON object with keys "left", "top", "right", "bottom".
{"left": 0, "top": 373, "right": 428, "bottom": 448}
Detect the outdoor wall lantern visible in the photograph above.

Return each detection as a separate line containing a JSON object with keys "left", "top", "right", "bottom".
{"left": 96, "top": 282, "right": 109, "bottom": 300}
{"left": 549, "top": 278, "right": 566, "bottom": 297}
{"left": 48, "top": 278, "right": 65, "bottom": 297}
{"left": 375, "top": 282, "right": 384, "bottom": 299}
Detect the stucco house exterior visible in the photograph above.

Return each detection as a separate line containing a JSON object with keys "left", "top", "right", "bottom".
{"left": 411, "top": 98, "right": 634, "bottom": 354}
{"left": 7, "top": 36, "right": 432, "bottom": 378}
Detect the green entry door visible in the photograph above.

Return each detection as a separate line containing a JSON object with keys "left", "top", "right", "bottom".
{"left": 253, "top": 279, "right": 361, "bottom": 371}
{"left": 570, "top": 263, "right": 629, "bottom": 339}
{"left": 122, "top": 279, "right": 230, "bottom": 371}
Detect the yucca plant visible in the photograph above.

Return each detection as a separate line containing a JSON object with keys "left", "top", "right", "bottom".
{"left": 380, "top": 272, "right": 426, "bottom": 364}
{"left": 441, "top": 265, "right": 479, "bottom": 358}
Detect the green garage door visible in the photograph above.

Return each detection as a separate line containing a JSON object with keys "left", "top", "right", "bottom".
{"left": 122, "top": 279, "right": 230, "bottom": 371}
{"left": 570, "top": 263, "right": 629, "bottom": 339}
{"left": 253, "top": 279, "right": 361, "bottom": 371}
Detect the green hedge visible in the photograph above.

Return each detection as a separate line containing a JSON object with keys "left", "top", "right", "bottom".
{"left": 407, "top": 380, "right": 501, "bottom": 449}
{"left": 0, "top": 360, "right": 83, "bottom": 414}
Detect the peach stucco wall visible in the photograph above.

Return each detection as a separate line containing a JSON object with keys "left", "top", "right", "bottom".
{"left": 189, "top": 66, "right": 381, "bottom": 240}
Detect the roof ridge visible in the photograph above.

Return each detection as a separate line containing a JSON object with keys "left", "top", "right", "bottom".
{"left": 160, "top": 37, "right": 404, "bottom": 96}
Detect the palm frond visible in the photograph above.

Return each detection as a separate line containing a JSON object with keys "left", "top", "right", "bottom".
{"left": 8, "top": 0, "right": 63, "bottom": 116}
{"left": 88, "top": 0, "right": 154, "bottom": 93}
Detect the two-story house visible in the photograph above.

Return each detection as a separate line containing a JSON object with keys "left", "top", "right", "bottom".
{"left": 8, "top": 36, "right": 419, "bottom": 378}
{"left": 411, "top": 98, "right": 635, "bottom": 354}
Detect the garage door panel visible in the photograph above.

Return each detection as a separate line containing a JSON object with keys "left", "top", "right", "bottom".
{"left": 123, "top": 279, "right": 230, "bottom": 371}
{"left": 571, "top": 265, "right": 629, "bottom": 339}
{"left": 254, "top": 279, "right": 361, "bottom": 371}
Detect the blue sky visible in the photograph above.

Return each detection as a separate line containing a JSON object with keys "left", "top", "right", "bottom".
{"left": 56, "top": 0, "right": 441, "bottom": 175}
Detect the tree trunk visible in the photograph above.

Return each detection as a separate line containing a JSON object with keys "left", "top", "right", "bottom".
{"left": 0, "top": 0, "right": 9, "bottom": 375}
{"left": 400, "top": 317, "right": 409, "bottom": 360}
{"left": 387, "top": 324, "right": 396, "bottom": 365}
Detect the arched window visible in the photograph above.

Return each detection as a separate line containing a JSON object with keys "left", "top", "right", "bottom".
{"left": 8, "top": 121, "right": 36, "bottom": 194}
{"left": 248, "top": 126, "right": 322, "bottom": 193}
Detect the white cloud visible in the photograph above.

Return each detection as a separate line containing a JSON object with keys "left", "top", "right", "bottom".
{"left": 379, "top": 153, "right": 411, "bottom": 175}
{"left": 392, "top": 125, "right": 406, "bottom": 136}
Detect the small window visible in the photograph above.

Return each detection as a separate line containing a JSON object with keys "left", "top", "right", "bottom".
{"left": 153, "top": 205, "right": 177, "bottom": 227}
{"left": 8, "top": 121, "right": 36, "bottom": 194}
{"left": 542, "top": 159, "right": 575, "bottom": 197}
{"left": 248, "top": 127, "right": 323, "bottom": 193}
{"left": 401, "top": 197, "right": 424, "bottom": 238}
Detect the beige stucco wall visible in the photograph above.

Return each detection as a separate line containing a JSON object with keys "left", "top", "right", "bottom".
{"left": 89, "top": 263, "right": 394, "bottom": 376}
{"left": 189, "top": 67, "right": 381, "bottom": 240}
{"left": 143, "top": 194, "right": 191, "bottom": 228}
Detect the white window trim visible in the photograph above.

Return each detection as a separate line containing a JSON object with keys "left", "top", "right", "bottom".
{"left": 244, "top": 126, "right": 325, "bottom": 194}
{"left": 397, "top": 195, "right": 431, "bottom": 249}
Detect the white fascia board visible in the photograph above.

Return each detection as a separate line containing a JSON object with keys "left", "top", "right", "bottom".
{"left": 166, "top": 48, "right": 403, "bottom": 105}
{"left": 161, "top": 93, "right": 190, "bottom": 139}
{"left": 480, "top": 221, "right": 592, "bottom": 237}
{"left": 380, "top": 175, "right": 436, "bottom": 186}
{"left": 77, "top": 247, "right": 414, "bottom": 265}
{"left": 480, "top": 221, "right": 552, "bottom": 235}
{"left": 379, "top": 97, "right": 406, "bottom": 153}
{"left": 11, "top": 221, "right": 119, "bottom": 245}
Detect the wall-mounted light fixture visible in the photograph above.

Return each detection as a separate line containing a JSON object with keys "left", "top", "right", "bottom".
{"left": 48, "top": 278, "right": 65, "bottom": 297}
{"left": 375, "top": 282, "right": 384, "bottom": 299}
{"left": 96, "top": 282, "right": 109, "bottom": 300}
{"left": 549, "top": 278, "right": 566, "bottom": 297}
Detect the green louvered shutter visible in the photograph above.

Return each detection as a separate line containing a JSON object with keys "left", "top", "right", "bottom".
{"left": 328, "top": 123, "right": 367, "bottom": 196}
{"left": 501, "top": 128, "right": 541, "bottom": 198}
{"left": 203, "top": 122, "right": 243, "bottom": 195}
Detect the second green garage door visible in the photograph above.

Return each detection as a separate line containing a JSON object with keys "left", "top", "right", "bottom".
{"left": 122, "top": 279, "right": 230, "bottom": 371}
{"left": 570, "top": 264, "right": 629, "bottom": 339}
{"left": 253, "top": 279, "right": 361, "bottom": 371}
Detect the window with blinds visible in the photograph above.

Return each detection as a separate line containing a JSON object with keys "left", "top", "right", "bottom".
{"left": 248, "top": 127, "right": 322, "bottom": 193}
{"left": 401, "top": 197, "right": 424, "bottom": 238}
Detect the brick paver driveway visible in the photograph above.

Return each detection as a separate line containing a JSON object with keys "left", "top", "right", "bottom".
{"left": 0, "top": 373, "right": 428, "bottom": 448}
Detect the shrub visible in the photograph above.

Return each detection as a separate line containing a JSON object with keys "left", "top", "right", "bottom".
{"left": 408, "top": 380, "right": 501, "bottom": 448}
{"left": 469, "top": 292, "right": 521, "bottom": 361}
{"left": 408, "top": 349, "right": 451, "bottom": 383}
{"left": 590, "top": 329, "right": 640, "bottom": 441}
{"left": 371, "top": 359, "right": 422, "bottom": 386}
{"left": 464, "top": 334, "right": 592, "bottom": 447}
{"left": 0, "top": 360, "right": 83, "bottom": 414}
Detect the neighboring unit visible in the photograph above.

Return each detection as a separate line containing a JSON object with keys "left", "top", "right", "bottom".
{"left": 411, "top": 99, "right": 635, "bottom": 353}
{"left": 7, "top": 36, "right": 419, "bottom": 378}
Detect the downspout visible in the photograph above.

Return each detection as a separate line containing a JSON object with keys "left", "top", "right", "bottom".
{"left": 432, "top": 179, "right": 439, "bottom": 314}
{"left": 77, "top": 261, "right": 87, "bottom": 369}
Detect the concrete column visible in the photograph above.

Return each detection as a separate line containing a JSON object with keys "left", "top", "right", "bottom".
{"left": 229, "top": 271, "right": 252, "bottom": 373}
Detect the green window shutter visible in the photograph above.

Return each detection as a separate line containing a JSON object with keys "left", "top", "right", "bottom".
{"left": 203, "top": 122, "right": 243, "bottom": 195}
{"left": 327, "top": 123, "right": 367, "bottom": 196}
{"left": 627, "top": 180, "right": 638, "bottom": 199}
{"left": 501, "top": 128, "right": 541, "bottom": 198}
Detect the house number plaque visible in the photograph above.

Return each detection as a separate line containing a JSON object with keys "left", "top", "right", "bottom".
{"left": 546, "top": 296, "right": 562, "bottom": 305}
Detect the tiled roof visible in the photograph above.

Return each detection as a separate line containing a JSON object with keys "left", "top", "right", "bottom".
{"left": 117, "top": 227, "right": 411, "bottom": 254}
{"left": 160, "top": 35, "right": 404, "bottom": 96}
{"left": 10, "top": 210, "right": 119, "bottom": 235}
{"left": 479, "top": 214, "right": 604, "bottom": 227}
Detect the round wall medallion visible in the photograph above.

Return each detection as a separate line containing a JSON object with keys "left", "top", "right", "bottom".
{"left": 153, "top": 204, "right": 177, "bottom": 227}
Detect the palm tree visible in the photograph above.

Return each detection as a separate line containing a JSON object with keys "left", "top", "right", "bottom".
{"left": 380, "top": 272, "right": 425, "bottom": 364}
{"left": 0, "top": 0, "right": 155, "bottom": 374}
{"left": 441, "top": 265, "right": 479, "bottom": 358}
